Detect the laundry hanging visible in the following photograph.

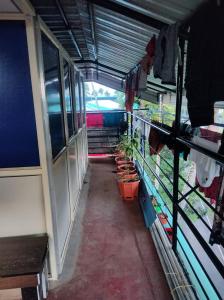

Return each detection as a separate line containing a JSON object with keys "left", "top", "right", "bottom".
{"left": 125, "top": 35, "right": 156, "bottom": 112}
{"left": 148, "top": 121, "right": 190, "bottom": 160}
{"left": 125, "top": 71, "right": 136, "bottom": 112}
{"left": 195, "top": 128, "right": 222, "bottom": 204}
{"left": 153, "top": 22, "right": 179, "bottom": 86}
{"left": 209, "top": 130, "right": 224, "bottom": 246}
{"left": 185, "top": 1, "right": 224, "bottom": 127}
{"left": 189, "top": 136, "right": 220, "bottom": 188}
{"left": 209, "top": 172, "right": 224, "bottom": 246}
{"left": 138, "top": 35, "right": 156, "bottom": 92}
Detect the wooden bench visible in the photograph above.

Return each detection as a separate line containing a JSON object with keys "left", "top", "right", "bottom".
{"left": 0, "top": 234, "right": 48, "bottom": 300}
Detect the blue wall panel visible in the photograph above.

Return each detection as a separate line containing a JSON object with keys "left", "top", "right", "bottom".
{"left": 0, "top": 21, "right": 39, "bottom": 168}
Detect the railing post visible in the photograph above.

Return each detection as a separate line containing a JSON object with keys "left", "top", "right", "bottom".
{"left": 172, "top": 36, "right": 185, "bottom": 252}
{"left": 130, "top": 112, "right": 133, "bottom": 138}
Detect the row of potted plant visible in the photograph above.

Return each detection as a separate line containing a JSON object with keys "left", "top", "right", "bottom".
{"left": 114, "top": 136, "right": 140, "bottom": 201}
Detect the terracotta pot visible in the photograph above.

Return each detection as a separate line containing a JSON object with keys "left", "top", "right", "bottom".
{"left": 158, "top": 213, "right": 168, "bottom": 225}
{"left": 117, "top": 170, "right": 137, "bottom": 178}
{"left": 117, "top": 164, "right": 135, "bottom": 172}
{"left": 117, "top": 173, "right": 138, "bottom": 181}
{"left": 115, "top": 157, "right": 130, "bottom": 165}
{"left": 118, "top": 172, "right": 138, "bottom": 178}
{"left": 118, "top": 179, "right": 140, "bottom": 201}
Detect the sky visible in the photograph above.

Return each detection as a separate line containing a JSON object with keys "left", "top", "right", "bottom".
{"left": 87, "top": 82, "right": 116, "bottom": 96}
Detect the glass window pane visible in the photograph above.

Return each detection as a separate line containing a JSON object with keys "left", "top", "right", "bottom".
{"left": 41, "top": 33, "right": 65, "bottom": 158}
{"left": 80, "top": 78, "right": 86, "bottom": 124}
{"left": 64, "top": 60, "right": 74, "bottom": 138}
{"left": 75, "top": 72, "right": 82, "bottom": 129}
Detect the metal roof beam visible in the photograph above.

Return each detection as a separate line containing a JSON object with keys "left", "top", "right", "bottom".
{"left": 79, "top": 66, "right": 124, "bottom": 79}
{"left": 54, "top": 0, "right": 83, "bottom": 59}
{"left": 88, "top": 0, "right": 167, "bottom": 30}
{"left": 147, "top": 81, "right": 176, "bottom": 93}
{"left": 88, "top": 2, "right": 98, "bottom": 62}
{"left": 76, "top": 60, "right": 127, "bottom": 75}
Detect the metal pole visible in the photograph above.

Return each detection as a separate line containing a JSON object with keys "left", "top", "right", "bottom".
{"left": 172, "top": 36, "right": 185, "bottom": 252}
{"left": 130, "top": 113, "right": 133, "bottom": 138}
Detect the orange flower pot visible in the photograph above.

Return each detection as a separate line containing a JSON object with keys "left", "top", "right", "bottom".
{"left": 118, "top": 180, "right": 123, "bottom": 195}
{"left": 117, "top": 170, "right": 137, "bottom": 178}
{"left": 118, "top": 174, "right": 138, "bottom": 181}
{"left": 115, "top": 158, "right": 130, "bottom": 166}
{"left": 158, "top": 213, "right": 168, "bottom": 225}
{"left": 117, "top": 164, "right": 135, "bottom": 172}
{"left": 118, "top": 180, "right": 140, "bottom": 201}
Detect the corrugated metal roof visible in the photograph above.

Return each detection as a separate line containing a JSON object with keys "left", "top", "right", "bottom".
{"left": 30, "top": 0, "right": 205, "bottom": 94}
{"left": 111, "top": 0, "right": 204, "bottom": 24}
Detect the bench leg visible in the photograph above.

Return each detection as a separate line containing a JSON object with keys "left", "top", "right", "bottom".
{"left": 21, "top": 287, "right": 40, "bottom": 300}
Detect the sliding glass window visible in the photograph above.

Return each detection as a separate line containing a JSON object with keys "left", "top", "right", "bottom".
{"left": 80, "top": 77, "right": 86, "bottom": 125}
{"left": 75, "top": 72, "right": 82, "bottom": 129}
{"left": 41, "top": 33, "right": 65, "bottom": 159}
{"left": 64, "top": 60, "right": 74, "bottom": 138}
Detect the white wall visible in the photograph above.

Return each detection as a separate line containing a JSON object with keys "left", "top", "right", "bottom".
{"left": 0, "top": 175, "right": 46, "bottom": 236}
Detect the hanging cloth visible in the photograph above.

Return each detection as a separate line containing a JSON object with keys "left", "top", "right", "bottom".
{"left": 125, "top": 73, "right": 136, "bottom": 112}
{"left": 209, "top": 172, "right": 224, "bottom": 246}
{"left": 189, "top": 136, "right": 220, "bottom": 188}
{"left": 138, "top": 35, "right": 156, "bottom": 92}
{"left": 210, "top": 129, "right": 224, "bottom": 245}
{"left": 195, "top": 128, "right": 222, "bottom": 203}
{"left": 148, "top": 121, "right": 190, "bottom": 160}
{"left": 153, "top": 22, "right": 179, "bottom": 85}
{"left": 185, "top": 1, "right": 224, "bottom": 127}
{"left": 148, "top": 121, "right": 171, "bottom": 155}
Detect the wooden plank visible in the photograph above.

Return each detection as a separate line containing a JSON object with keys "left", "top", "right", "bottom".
{"left": 0, "top": 234, "right": 48, "bottom": 277}
{"left": 0, "top": 274, "right": 38, "bottom": 290}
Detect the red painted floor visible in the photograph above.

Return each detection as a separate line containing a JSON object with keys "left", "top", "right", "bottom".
{"left": 49, "top": 158, "right": 172, "bottom": 300}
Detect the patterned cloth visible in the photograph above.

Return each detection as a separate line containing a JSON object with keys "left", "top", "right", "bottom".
{"left": 209, "top": 173, "right": 224, "bottom": 246}
{"left": 197, "top": 128, "right": 222, "bottom": 203}
{"left": 209, "top": 129, "right": 224, "bottom": 246}
{"left": 125, "top": 36, "right": 156, "bottom": 112}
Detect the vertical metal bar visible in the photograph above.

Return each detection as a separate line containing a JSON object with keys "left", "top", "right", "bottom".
{"left": 172, "top": 36, "right": 185, "bottom": 252}
{"left": 143, "top": 120, "right": 146, "bottom": 175}
{"left": 130, "top": 113, "right": 133, "bottom": 138}
{"left": 143, "top": 121, "right": 146, "bottom": 159}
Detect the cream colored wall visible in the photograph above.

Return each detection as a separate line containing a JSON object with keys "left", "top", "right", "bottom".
{"left": 0, "top": 175, "right": 46, "bottom": 236}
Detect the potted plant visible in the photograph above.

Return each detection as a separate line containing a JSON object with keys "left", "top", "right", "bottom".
{"left": 157, "top": 213, "right": 168, "bottom": 225}
{"left": 118, "top": 175, "right": 140, "bottom": 201}
{"left": 115, "top": 156, "right": 130, "bottom": 165}
{"left": 115, "top": 134, "right": 140, "bottom": 201}
{"left": 114, "top": 136, "right": 129, "bottom": 159}
{"left": 115, "top": 135, "right": 138, "bottom": 162}
{"left": 117, "top": 169, "right": 137, "bottom": 178}
{"left": 117, "top": 164, "right": 135, "bottom": 172}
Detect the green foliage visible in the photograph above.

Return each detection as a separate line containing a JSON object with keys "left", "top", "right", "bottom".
{"left": 114, "top": 90, "right": 125, "bottom": 108}
{"left": 117, "top": 135, "right": 139, "bottom": 159}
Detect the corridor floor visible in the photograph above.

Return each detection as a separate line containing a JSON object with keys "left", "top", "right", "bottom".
{"left": 49, "top": 157, "right": 172, "bottom": 300}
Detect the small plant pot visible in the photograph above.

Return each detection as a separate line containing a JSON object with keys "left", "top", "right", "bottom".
{"left": 158, "top": 213, "right": 168, "bottom": 225}
{"left": 117, "top": 164, "right": 135, "bottom": 172}
{"left": 117, "top": 172, "right": 138, "bottom": 180}
{"left": 117, "top": 170, "right": 137, "bottom": 177}
{"left": 118, "top": 173, "right": 138, "bottom": 181}
{"left": 115, "top": 157, "right": 130, "bottom": 165}
{"left": 118, "top": 179, "right": 140, "bottom": 201}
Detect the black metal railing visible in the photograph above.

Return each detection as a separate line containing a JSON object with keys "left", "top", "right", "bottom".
{"left": 131, "top": 113, "right": 224, "bottom": 299}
